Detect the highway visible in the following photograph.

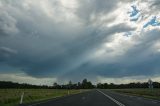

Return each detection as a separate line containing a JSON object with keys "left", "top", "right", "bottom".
{"left": 24, "top": 89, "right": 160, "bottom": 106}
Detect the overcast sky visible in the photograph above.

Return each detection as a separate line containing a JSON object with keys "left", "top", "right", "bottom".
{"left": 0, "top": 0, "right": 160, "bottom": 85}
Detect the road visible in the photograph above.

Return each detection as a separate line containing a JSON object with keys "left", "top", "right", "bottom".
{"left": 24, "top": 89, "right": 160, "bottom": 106}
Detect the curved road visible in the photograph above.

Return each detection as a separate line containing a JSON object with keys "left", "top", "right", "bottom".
{"left": 23, "top": 89, "right": 160, "bottom": 106}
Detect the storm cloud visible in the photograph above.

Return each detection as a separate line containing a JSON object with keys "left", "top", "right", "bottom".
{"left": 0, "top": 0, "right": 160, "bottom": 84}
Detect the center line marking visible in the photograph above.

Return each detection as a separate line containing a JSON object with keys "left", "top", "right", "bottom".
{"left": 97, "top": 90, "right": 125, "bottom": 106}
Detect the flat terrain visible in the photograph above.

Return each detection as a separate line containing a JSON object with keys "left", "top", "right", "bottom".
{"left": 0, "top": 89, "right": 82, "bottom": 106}
{"left": 1, "top": 89, "right": 160, "bottom": 106}
{"left": 112, "top": 89, "right": 160, "bottom": 100}
{"left": 23, "top": 89, "right": 160, "bottom": 106}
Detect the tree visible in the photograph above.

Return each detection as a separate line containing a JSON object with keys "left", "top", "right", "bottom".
{"left": 53, "top": 82, "right": 61, "bottom": 89}
{"left": 81, "top": 79, "right": 94, "bottom": 89}
{"left": 53, "top": 82, "right": 58, "bottom": 87}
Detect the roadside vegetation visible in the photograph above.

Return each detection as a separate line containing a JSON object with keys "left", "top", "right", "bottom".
{"left": 1, "top": 79, "right": 160, "bottom": 106}
{"left": 111, "top": 89, "right": 160, "bottom": 100}
{"left": 0, "top": 79, "right": 92, "bottom": 106}
{"left": 0, "top": 89, "right": 84, "bottom": 106}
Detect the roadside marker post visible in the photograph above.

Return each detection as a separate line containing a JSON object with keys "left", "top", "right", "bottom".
{"left": 20, "top": 92, "right": 24, "bottom": 104}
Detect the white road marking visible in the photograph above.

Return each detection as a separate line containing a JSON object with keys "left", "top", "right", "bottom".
{"left": 28, "top": 91, "right": 90, "bottom": 106}
{"left": 82, "top": 97, "right": 86, "bottom": 100}
{"left": 28, "top": 99, "right": 53, "bottom": 106}
{"left": 28, "top": 96, "right": 64, "bottom": 106}
{"left": 137, "top": 97, "right": 142, "bottom": 100}
{"left": 97, "top": 90, "right": 125, "bottom": 106}
{"left": 152, "top": 101, "right": 157, "bottom": 104}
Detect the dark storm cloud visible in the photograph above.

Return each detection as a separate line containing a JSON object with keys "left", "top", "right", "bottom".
{"left": 76, "top": 0, "right": 118, "bottom": 23}
{"left": 0, "top": 22, "right": 134, "bottom": 78}
{"left": 0, "top": 47, "right": 17, "bottom": 61}
{"left": 0, "top": 11, "right": 18, "bottom": 36}
{"left": 150, "top": 0, "right": 160, "bottom": 9}
{"left": 0, "top": 0, "right": 160, "bottom": 82}
{"left": 62, "top": 29, "right": 160, "bottom": 81}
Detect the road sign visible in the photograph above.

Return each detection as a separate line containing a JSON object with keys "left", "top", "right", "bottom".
{"left": 148, "top": 79, "right": 153, "bottom": 89}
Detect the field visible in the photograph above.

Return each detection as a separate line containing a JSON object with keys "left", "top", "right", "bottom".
{"left": 0, "top": 89, "right": 84, "bottom": 106}
{"left": 112, "top": 89, "right": 160, "bottom": 100}
{"left": 1, "top": 89, "right": 160, "bottom": 106}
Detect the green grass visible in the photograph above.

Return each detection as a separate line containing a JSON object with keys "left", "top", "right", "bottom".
{"left": 111, "top": 89, "right": 160, "bottom": 100}
{"left": 0, "top": 89, "right": 85, "bottom": 106}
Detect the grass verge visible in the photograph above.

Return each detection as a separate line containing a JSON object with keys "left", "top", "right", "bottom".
{"left": 0, "top": 89, "right": 86, "bottom": 106}
{"left": 111, "top": 89, "right": 160, "bottom": 100}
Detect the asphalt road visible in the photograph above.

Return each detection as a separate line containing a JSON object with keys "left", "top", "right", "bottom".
{"left": 24, "top": 89, "right": 160, "bottom": 106}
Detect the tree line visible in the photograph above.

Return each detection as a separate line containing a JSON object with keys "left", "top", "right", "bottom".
{"left": 53, "top": 79, "right": 94, "bottom": 89}
{"left": 0, "top": 79, "right": 160, "bottom": 89}
{"left": 0, "top": 81, "right": 50, "bottom": 89}
{"left": 96, "top": 82, "right": 160, "bottom": 89}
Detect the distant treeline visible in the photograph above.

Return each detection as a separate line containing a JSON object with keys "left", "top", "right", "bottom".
{"left": 0, "top": 81, "right": 50, "bottom": 89}
{"left": 96, "top": 82, "right": 160, "bottom": 89}
{"left": 0, "top": 79, "right": 94, "bottom": 89}
{"left": 53, "top": 79, "right": 94, "bottom": 89}
{"left": 0, "top": 79, "right": 160, "bottom": 89}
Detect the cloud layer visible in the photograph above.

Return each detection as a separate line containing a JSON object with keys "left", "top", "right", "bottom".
{"left": 0, "top": 0, "right": 160, "bottom": 84}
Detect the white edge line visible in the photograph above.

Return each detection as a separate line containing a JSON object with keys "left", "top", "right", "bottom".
{"left": 97, "top": 89, "right": 125, "bottom": 106}
{"left": 28, "top": 90, "right": 91, "bottom": 106}
{"left": 28, "top": 96, "right": 67, "bottom": 106}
